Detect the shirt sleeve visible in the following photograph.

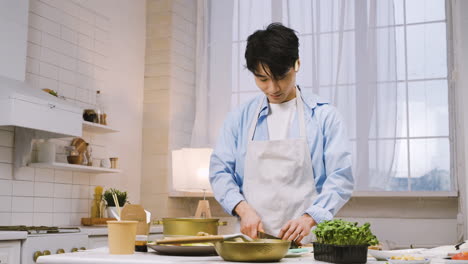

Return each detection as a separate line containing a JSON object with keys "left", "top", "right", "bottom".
{"left": 209, "top": 111, "right": 245, "bottom": 216}
{"left": 304, "top": 106, "right": 354, "bottom": 223}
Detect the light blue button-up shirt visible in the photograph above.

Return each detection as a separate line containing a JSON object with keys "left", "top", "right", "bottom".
{"left": 209, "top": 90, "right": 354, "bottom": 224}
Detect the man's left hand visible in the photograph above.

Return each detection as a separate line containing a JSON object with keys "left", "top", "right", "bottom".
{"left": 278, "top": 214, "right": 317, "bottom": 244}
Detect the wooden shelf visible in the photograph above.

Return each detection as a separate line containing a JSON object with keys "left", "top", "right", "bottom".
{"left": 82, "top": 121, "right": 119, "bottom": 134}
{"left": 29, "top": 162, "right": 121, "bottom": 174}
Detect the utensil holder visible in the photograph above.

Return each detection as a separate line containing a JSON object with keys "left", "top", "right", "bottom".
{"left": 107, "top": 220, "right": 138, "bottom": 254}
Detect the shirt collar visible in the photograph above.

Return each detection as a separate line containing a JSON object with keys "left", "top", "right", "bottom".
{"left": 257, "top": 88, "right": 328, "bottom": 118}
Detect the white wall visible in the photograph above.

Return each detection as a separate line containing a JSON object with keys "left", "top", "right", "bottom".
{"left": 0, "top": 0, "right": 29, "bottom": 80}
{"left": 0, "top": 0, "right": 145, "bottom": 226}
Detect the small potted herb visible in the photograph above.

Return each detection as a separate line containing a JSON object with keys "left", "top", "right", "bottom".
{"left": 103, "top": 188, "right": 128, "bottom": 218}
{"left": 312, "top": 219, "right": 379, "bottom": 264}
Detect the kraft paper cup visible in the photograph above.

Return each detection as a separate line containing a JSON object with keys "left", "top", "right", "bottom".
{"left": 107, "top": 220, "right": 138, "bottom": 254}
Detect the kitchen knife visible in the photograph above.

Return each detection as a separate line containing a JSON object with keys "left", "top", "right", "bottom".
{"left": 257, "top": 231, "right": 299, "bottom": 249}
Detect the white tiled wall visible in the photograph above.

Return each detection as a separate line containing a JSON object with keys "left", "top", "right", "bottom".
{"left": 0, "top": 0, "right": 132, "bottom": 227}
{"left": 25, "top": 0, "right": 110, "bottom": 109}
{"left": 0, "top": 144, "right": 97, "bottom": 226}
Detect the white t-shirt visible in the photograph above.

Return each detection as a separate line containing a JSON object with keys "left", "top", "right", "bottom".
{"left": 267, "top": 98, "right": 297, "bottom": 140}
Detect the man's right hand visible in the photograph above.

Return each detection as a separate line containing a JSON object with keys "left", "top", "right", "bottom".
{"left": 234, "top": 201, "right": 263, "bottom": 239}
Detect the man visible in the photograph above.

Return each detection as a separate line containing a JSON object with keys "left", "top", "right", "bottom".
{"left": 209, "top": 23, "right": 353, "bottom": 244}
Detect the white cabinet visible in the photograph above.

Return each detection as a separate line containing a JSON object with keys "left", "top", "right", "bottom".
{"left": 0, "top": 240, "right": 20, "bottom": 264}
{"left": 0, "top": 80, "right": 83, "bottom": 137}
{"left": 88, "top": 236, "right": 108, "bottom": 249}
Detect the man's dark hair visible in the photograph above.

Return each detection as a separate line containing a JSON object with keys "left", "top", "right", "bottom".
{"left": 245, "top": 23, "right": 299, "bottom": 80}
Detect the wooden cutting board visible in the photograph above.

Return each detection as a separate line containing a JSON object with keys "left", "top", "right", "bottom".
{"left": 81, "top": 217, "right": 116, "bottom": 226}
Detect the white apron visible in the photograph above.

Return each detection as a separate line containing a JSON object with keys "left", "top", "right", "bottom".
{"left": 242, "top": 87, "right": 318, "bottom": 244}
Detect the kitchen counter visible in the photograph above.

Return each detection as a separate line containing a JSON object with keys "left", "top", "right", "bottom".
{"left": 0, "top": 231, "right": 27, "bottom": 240}
{"left": 37, "top": 247, "right": 384, "bottom": 264}
{"left": 80, "top": 225, "right": 163, "bottom": 236}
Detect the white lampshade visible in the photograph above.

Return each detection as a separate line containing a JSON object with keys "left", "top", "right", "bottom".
{"left": 172, "top": 148, "right": 213, "bottom": 192}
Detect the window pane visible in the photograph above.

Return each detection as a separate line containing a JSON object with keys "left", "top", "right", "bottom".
{"left": 238, "top": 0, "right": 271, "bottom": 41}
{"left": 407, "top": 23, "right": 447, "bottom": 80}
{"left": 395, "top": 26, "right": 406, "bottom": 81}
{"left": 393, "top": 0, "right": 404, "bottom": 25}
{"left": 297, "top": 35, "right": 315, "bottom": 88}
{"left": 376, "top": 0, "right": 397, "bottom": 27}
{"left": 335, "top": 85, "right": 356, "bottom": 139}
{"left": 289, "top": 0, "right": 355, "bottom": 34}
{"left": 370, "top": 82, "right": 398, "bottom": 138}
{"left": 396, "top": 83, "right": 407, "bottom": 138}
{"left": 299, "top": 32, "right": 355, "bottom": 87}
{"left": 318, "top": 0, "right": 346, "bottom": 32}
{"left": 318, "top": 33, "right": 339, "bottom": 86}
{"left": 338, "top": 32, "right": 355, "bottom": 84}
{"left": 405, "top": 0, "right": 445, "bottom": 24}
{"left": 367, "top": 139, "right": 409, "bottom": 191}
{"left": 376, "top": 27, "right": 398, "bottom": 82}
{"left": 408, "top": 80, "right": 449, "bottom": 137}
{"left": 238, "top": 41, "right": 257, "bottom": 92}
{"left": 409, "top": 138, "right": 451, "bottom": 191}
{"left": 288, "top": 0, "right": 314, "bottom": 34}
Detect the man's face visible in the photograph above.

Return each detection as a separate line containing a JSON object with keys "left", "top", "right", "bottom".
{"left": 253, "top": 64, "right": 297, "bottom": 104}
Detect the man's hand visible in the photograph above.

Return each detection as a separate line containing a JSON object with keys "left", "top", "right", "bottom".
{"left": 278, "top": 214, "right": 316, "bottom": 244}
{"left": 234, "top": 201, "right": 264, "bottom": 239}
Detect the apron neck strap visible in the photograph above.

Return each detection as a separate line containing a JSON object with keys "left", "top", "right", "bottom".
{"left": 248, "top": 87, "right": 307, "bottom": 140}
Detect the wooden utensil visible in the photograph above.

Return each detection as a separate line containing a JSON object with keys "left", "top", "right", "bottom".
{"left": 155, "top": 233, "right": 252, "bottom": 245}
{"left": 71, "top": 137, "right": 87, "bottom": 155}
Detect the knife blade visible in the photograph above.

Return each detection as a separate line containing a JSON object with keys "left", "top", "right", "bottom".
{"left": 257, "top": 231, "right": 299, "bottom": 249}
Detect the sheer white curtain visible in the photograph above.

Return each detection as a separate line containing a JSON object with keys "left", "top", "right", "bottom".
{"left": 283, "top": 0, "right": 398, "bottom": 191}
{"left": 200, "top": 0, "right": 399, "bottom": 191}
{"left": 190, "top": 0, "right": 209, "bottom": 147}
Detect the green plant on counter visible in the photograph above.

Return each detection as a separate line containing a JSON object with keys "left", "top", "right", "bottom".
{"left": 103, "top": 188, "right": 127, "bottom": 207}
{"left": 313, "top": 219, "right": 379, "bottom": 246}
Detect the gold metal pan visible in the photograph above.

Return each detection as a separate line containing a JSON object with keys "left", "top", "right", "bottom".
{"left": 214, "top": 239, "right": 291, "bottom": 262}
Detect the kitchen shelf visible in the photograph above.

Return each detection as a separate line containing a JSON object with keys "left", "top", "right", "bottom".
{"left": 28, "top": 162, "right": 121, "bottom": 174}
{"left": 82, "top": 121, "right": 119, "bottom": 134}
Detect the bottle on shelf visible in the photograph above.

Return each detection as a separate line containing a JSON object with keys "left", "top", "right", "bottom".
{"left": 95, "top": 90, "right": 107, "bottom": 125}
{"left": 91, "top": 186, "right": 103, "bottom": 218}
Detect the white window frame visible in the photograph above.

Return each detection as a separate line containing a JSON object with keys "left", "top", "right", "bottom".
{"left": 229, "top": 0, "right": 456, "bottom": 197}
{"left": 355, "top": 0, "right": 456, "bottom": 197}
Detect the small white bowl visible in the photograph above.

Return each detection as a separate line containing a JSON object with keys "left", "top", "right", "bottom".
{"left": 387, "top": 257, "right": 430, "bottom": 264}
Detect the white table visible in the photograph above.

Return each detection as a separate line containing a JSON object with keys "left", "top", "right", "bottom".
{"left": 37, "top": 247, "right": 384, "bottom": 264}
